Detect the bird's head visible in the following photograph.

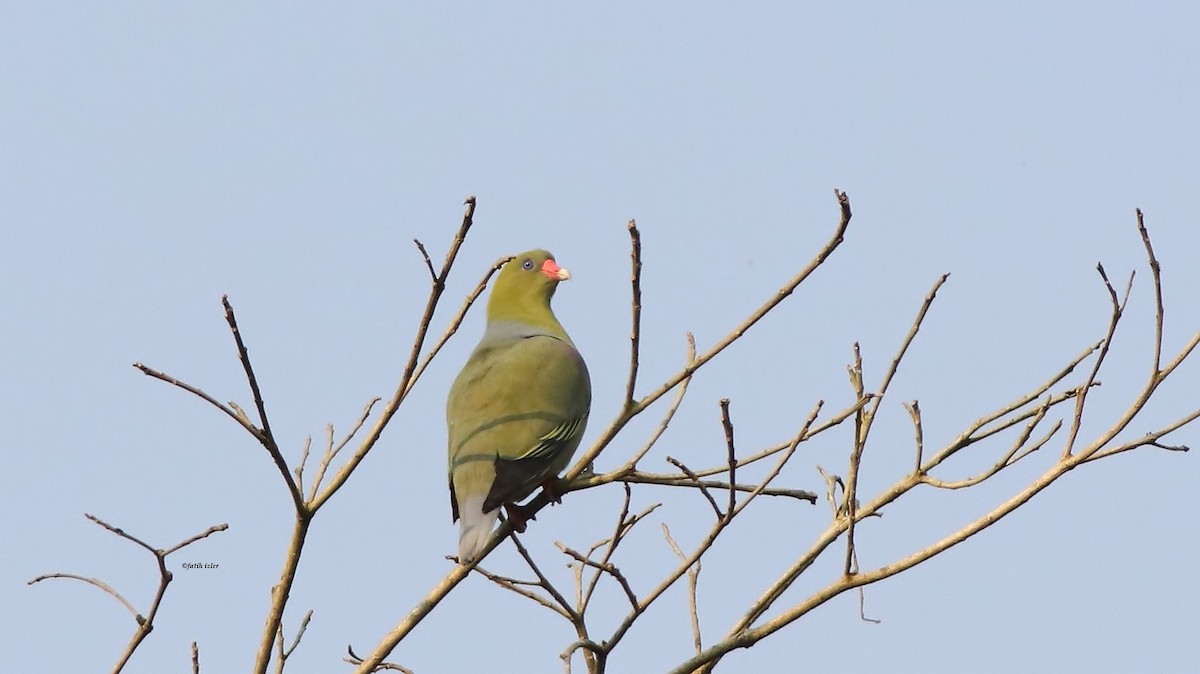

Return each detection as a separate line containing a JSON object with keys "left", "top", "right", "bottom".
{"left": 487, "top": 249, "right": 572, "bottom": 323}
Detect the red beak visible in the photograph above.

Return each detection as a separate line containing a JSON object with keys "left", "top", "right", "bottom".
{"left": 541, "top": 259, "right": 572, "bottom": 281}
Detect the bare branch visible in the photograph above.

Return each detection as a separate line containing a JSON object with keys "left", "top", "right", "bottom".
{"left": 923, "top": 341, "right": 1101, "bottom": 471}
{"left": 567, "top": 191, "right": 852, "bottom": 482}
{"left": 574, "top": 394, "right": 859, "bottom": 507}
{"left": 132, "top": 362, "right": 268, "bottom": 444}
{"left": 624, "top": 219, "right": 643, "bottom": 408}
{"left": 663, "top": 524, "right": 703, "bottom": 655}
{"left": 904, "top": 401, "right": 924, "bottom": 474}
{"left": 506, "top": 531, "right": 576, "bottom": 619}
{"left": 843, "top": 344, "right": 868, "bottom": 577}
{"left": 614, "top": 472, "right": 817, "bottom": 502}
{"left": 556, "top": 543, "right": 639, "bottom": 609}
{"left": 162, "top": 522, "right": 231, "bottom": 556}
{"left": 560, "top": 640, "right": 607, "bottom": 674}
{"left": 314, "top": 198, "right": 486, "bottom": 512}
{"left": 583, "top": 484, "right": 639, "bottom": 611}
{"left": 815, "top": 465, "right": 845, "bottom": 518}
{"left": 666, "top": 457, "right": 723, "bottom": 519}
{"left": 308, "top": 397, "right": 381, "bottom": 502}
{"left": 1083, "top": 407, "right": 1200, "bottom": 463}
{"left": 676, "top": 215, "right": 1198, "bottom": 673}
{"left": 473, "top": 565, "right": 572, "bottom": 619}
{"left": 85, "top": 513, "right": 158, "bottom": 554}
{"left": 858, "top": 587, "right": 880, "bottom": 624}
{"left": 27, "top": 573, "right": 142, "bottom": 621}
{"left": 217, "top": 296, "right": 304, "bottom": 512}
{"left": 276, "top": 609, "right": 313, "bottom": 669}
{"left": 719, "top": 399, "right": 736, "bottom": 521}
{"left": 622, "top": 333, "right": 696, "bottom": 470}
{"left": 345, "top": 645, "right": 414, "bottom": 673}
{"left": 351, "top": 563, "right": 474, "bottom": 673}
{"left": 413, "top": 238, "right": 437, "bottom": 282}
{"left": 590, "top": 407, "right": 817, "bottom": 667}
{"left": 922, "top": 400, "right": 1060, "bottom": 489}
{"left": 31, "top": 515, "right": 227, "bottom": 674}
{"left": 294, "top": 436, "right": 311, "bottom": 497}
{"left": 1062, "top": 264, "right": 1130, "bottom": 458}
{"left": 1136, "top": 209, "right": 1165, "bottom": 374}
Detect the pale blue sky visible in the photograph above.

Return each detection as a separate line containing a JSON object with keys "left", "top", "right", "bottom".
{"left": 3, "top": 3, "right": 1197, "bottom": 673}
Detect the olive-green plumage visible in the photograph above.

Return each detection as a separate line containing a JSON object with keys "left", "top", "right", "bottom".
{"left": 447, "top": 250, "right": 591, "bottom": 563}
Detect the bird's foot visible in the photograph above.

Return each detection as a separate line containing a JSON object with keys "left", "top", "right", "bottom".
{"left": 540, "top": 477, "right": 565, "bottom": 505}
{"left": 504, "top": 503, "right": 534, "bottom": 533}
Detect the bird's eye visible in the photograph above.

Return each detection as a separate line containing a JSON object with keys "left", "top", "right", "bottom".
{"left": 522, "top": 258, "right": 534, "bottom": 270}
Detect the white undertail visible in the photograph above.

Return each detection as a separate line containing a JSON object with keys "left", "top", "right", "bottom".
{"left": 458, "top": 494, "right": 499, "bottom": 563}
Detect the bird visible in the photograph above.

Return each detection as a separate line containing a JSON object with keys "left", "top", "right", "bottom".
{"left": 447, "top": 249, "right": 591, "bottom": 564}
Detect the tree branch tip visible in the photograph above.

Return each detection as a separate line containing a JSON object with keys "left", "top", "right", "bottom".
{"left": 1150, "top": 440, "right": 1189, "bottom": 452}
{"left": 464, "top": 194, "right": 476, "bottom": 205}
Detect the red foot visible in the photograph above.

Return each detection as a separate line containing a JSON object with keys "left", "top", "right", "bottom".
{"left": 541, "top": 477, "right": 564, "bottom": 505}
{"left": 504, "top": 503, "right": 533, "bottom": 533}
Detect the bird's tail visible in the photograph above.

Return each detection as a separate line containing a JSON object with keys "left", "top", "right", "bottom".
{"left": 458, "top": 495, "right": 499, "bottom": 564}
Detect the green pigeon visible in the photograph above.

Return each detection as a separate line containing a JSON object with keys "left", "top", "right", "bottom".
{"left": 447, "top": 249, "right": 592, "bottom": 564}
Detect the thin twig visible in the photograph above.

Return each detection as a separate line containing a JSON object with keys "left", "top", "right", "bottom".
{"left": 281, "top": 610, "right": 313, "bottom": 663}
{"left": 556, "top": 543, "right": 639, "bottom": 609}
{"left": 313, "top": 195, "right": 478, "bottom": 512}
{"left": 294, "top": 436, "right": 311, "bottom": 497}
{"left": 719, "top": 399, "right": 736, "bottom": 521}
{"left": 508, "top": 531, "right": 577, "bottom": 618}
{"left": 30, "top": 515, "right": 227, "bottom": 674}
{"left": 904, "top": 401, "right": 924, "bottom": 474}
{"left": 221, "top": 296, "right": 303, "bottom": 511}
{"left": 344, "top": 646, "right": 414, "bottom": 673}
{"left": 666, "top": 457, "right": 723, "bottom": 519}
{"left": 1136, "top": 209, "right": 1165, "bottom": 375}
{"left": 132, "top": 363, "right": 267, "bottom": 444}
{"left": 560, "top": 640, "right": 607, "bottom": 674}
{"left": 566, "top": 190, "right": 852, "bottom": 484}
{"left": 923, "top": 341, "right": 1101, "bottom": 471}
{"left": 615, "top": 473, "right": 817, "bottom": 502}
{"left": 624, "top": 219, "right": 643, "bottom": 409}
{"left": 671, "top": 212, "right": 1200, "bottom": 673}
{"left": 473, "top": 564, "right": 572, "bottom": 619}
{"left": 27, "top": 573, "right": 141, "bottom": 621}
{"left": 579, "top": 395, "right": 861, "bottom": 494}
{"left": 1063, "top": 264, "right": 1131, "bottom": 458}
{"left": 609, "top": 410, "right": 818, "bottom": 665}
{"left": 843, "top": 344, "right": 867, "bottom": 577}
{"left": 815, "top": 465, "right": 844, "bottom": 518}
{"left": 583, "top": 483, "right": 633, "bottom": 611}
{"left": 622, "top": 333, "right": 696, "bottom": 470}
{"left": 308, "top": 397, "right": 381, "bottom": 502}
{"left": 663, "top": 524, "right": 703, "bottom": 655}
{"left": 414, "top": 239, "right": 438, "bottom": 282}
